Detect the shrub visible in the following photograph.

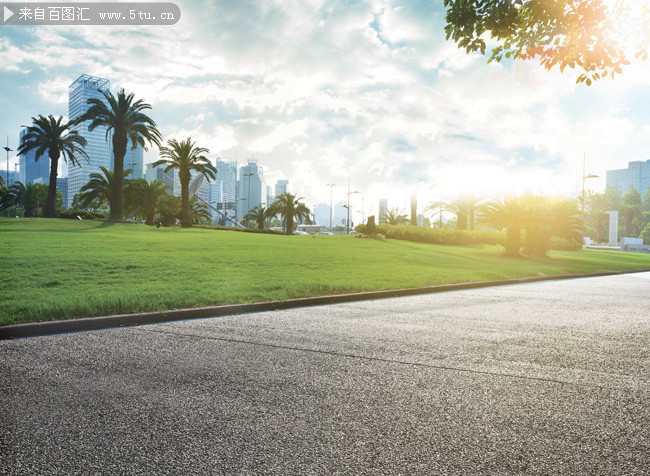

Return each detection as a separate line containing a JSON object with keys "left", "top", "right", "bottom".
{"left": 366, "top": 215, "right": 376, "bottom": 235}
{"left": 355, "top": 224, "right": 505, "bottom": 246}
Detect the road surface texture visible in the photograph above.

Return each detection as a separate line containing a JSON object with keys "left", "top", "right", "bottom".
{"left": 1, "top": 272, "right": 649, "bottom": 475}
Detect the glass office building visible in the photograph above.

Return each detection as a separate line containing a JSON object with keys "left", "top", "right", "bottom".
{"left": 67, "top": 74, "right": 112, "bottom": 207}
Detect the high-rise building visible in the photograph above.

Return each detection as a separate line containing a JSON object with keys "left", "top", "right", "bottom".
{"left": 67, "top": 74, "right": 112, "bottom": 207}
{"left": 275, "top": 179, "right": 288, "bottom": 197}
{"left": 236, "top": 160, "right": 266, "bottom": 220}
{"left": 18, "top": 127, "right": 49, "bottom": 185}
{"left": 378, "top": 198, "right": 388, "bottom": 224}
{"left": 313, "top": 202, "right": 330, "bottom": 227}
{"left": 606, "top": 160, "right": 650, "bottom": 194}
{"left": 214, "top": 158, "right": 237, "bottom": 206}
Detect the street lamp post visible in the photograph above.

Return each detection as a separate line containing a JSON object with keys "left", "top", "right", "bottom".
{"left": 347, "top": 179, "right": 359, "bottom": 235}
{"left": 326, "top": 183, "right": 335, "bottom": 230}
{"left": 4, "top": 139, "right": 13, "bottom": 217}
{"left": 244, "top": 172, "right": 255, "bottom": 214}
{"left": 581, "top": 153, "right": 598, "bottom": 212}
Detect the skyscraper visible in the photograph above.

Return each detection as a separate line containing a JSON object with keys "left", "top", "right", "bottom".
{"left": 18, "top": 127, "right": 49, "bottom": 184}
{"left": 67, "top": 74, "right": 112, "bottom": 207}
{"left": 236, "top": 160, "right": 266, "bottom": 219}
{"left": 215, "top": 158, "right": 237, "bottom": 206}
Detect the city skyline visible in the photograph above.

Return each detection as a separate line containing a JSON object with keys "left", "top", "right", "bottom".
{"left": 3, "top": 0, "right": 650, "bottom": 223}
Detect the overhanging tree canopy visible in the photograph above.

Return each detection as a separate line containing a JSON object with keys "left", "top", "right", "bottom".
{"left": 443, "top": 0, "right": 649, "bottom": 84}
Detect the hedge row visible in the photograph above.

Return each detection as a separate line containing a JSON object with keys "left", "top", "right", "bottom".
{"left": 355, "top": 224, "right": 506, "bottom": 246}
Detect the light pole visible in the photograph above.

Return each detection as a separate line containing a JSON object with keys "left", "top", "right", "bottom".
{"left": 326, "top": 183, "right": 335, "bottom": 230}
{"left": 347, "top": 179, "right": 359, "bottom": 235}
{"left": 4, "top": 139, "right": 12, "bottom": 217}
{"left": 581, "top": 153, "right": 598, "bottom": 212}
{"left": 244, "top": 172, "right": 255, "bottom": 214}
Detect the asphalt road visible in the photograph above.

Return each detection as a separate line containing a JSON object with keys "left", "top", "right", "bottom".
{"left": 1, "top": 272, "right": 649, "bottom": 475}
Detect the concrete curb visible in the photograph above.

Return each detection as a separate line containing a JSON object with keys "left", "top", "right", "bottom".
{"left": 2, "top": 268, "right": 649, "bottom": 340}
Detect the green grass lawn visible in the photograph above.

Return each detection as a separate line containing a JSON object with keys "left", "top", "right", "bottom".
{"left": 2, "top": 218, "right": 650, "bottom": 326}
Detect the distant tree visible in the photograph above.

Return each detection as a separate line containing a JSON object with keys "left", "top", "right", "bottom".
{"left": 268, "top": 193, "right": 311, "bottom": 235}
{"left": 130, "top": 179, "right": 172, "bottom": 225}
{"left": 443, "top": 0, "right": 648, "bottom": 85}
{"left": 380, "top": 207, "right": 409, "bottom": 226}
{"left": 620, "top": 186, "right": 643, "bottom": 237}
{"left": 0, "top": 182, "right": 48, "bottom": 217}
{"left": 158, "top": 194, "right": 181, "bottom": 226}
{"left": 426, "top": 195, "right": 482, "bottom": 230}
{"left": 244, "top": 205, "right": 270, "bottom": 230}
{"left": 78, "top": 166, "right": 133, "bottom": 211}
{"left": 17, "top": 115, "right": 88, "bottom": 218}
{"left": 153, "top": 138, "right": 217, "bottom": 228}
{"left": 77, "top": 89, "right": 161, "bottom": 221}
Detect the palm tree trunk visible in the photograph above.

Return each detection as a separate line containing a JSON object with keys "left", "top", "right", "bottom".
{"left": 44, "top": 150, "right": 60, "bottom": 218}
{"left": 181, "top": 176, "right": 191, "bottom": 227}
{"left": 286, "top": 215, "right": 293, "bottom": 235}
{"left": 110, "top": 132, "right": 127, "bottom": 221}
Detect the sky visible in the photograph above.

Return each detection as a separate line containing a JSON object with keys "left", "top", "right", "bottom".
{"left": 1, "top": 0, "right": 650, "bottom": 222}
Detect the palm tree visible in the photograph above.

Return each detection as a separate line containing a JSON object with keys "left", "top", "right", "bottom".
{"left": 130, "top": 179, "right": 172, "bottom": 225}
{"left": 380, "top": 207, "right": 409, "bottom": 226}
{"left": 521, "top": 197, "right": 582, "bottom": 257}
{"left": 78, "top": 166, "right": 132, "bottom": 209}
{"left": 426, "top": 194, "right": 482, "bottom": 230}
{"left": 479, "top": 195, "right": 542, "bottom": 256}
{"left": 153, "top": 138, "right": 217, "bottom": 228}
{"left": 268, "top": 193, "right": 311, "bottom": 235}
{"left": 77, "top": 89, "right": 161, "bottom": 221}
{"left": 0, "top": 182, "right": 48, "bottom": 217}
{"left": 244, "top": 204, "right": 270, "bottom": 230}
{"left": 17, "top": 115, "right": 88, "bottom": 218}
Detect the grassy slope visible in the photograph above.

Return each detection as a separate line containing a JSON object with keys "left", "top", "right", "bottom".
{"left": 2, "top": 218, "right": 650, "bottom": 326}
